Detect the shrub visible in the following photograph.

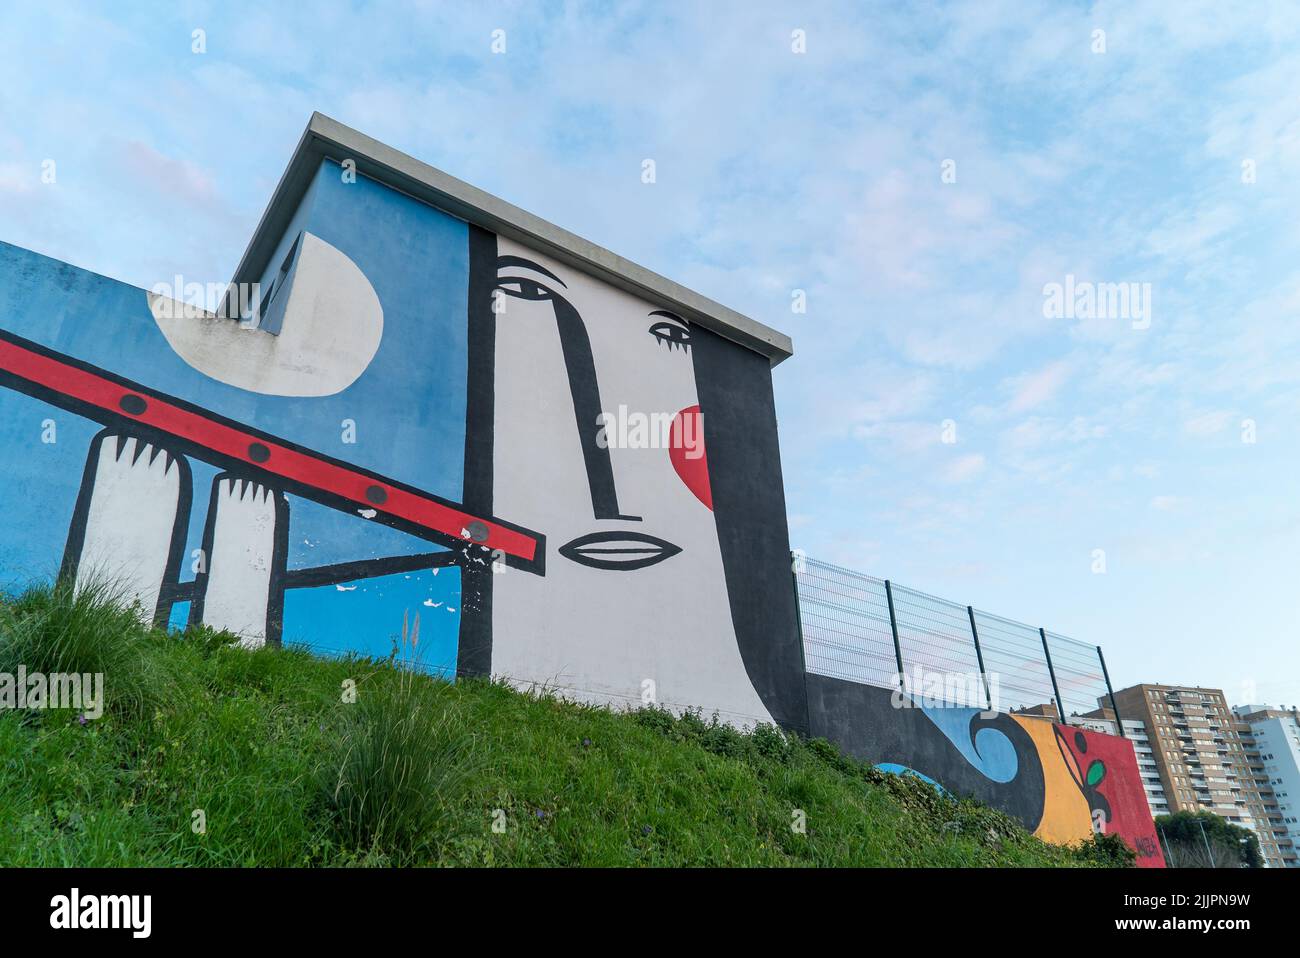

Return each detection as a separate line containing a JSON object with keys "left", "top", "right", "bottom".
{"left": 0, "top": 579, "right": 184, "bottom": 720}
{"left": 321, "top": 617, "right": 478, "bottom": 862}
{"left": 1073, "top": 830, "right": 1138, "bottom": 867}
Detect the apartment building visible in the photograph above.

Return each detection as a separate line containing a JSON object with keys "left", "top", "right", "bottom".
{"left": 1232, "top": 705, "right": 1300, "bottom": 868}
{"left": 1110, "top": 684, "right": 1291, "bottom": 868}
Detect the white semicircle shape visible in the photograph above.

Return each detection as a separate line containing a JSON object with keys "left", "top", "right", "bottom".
{"left": 149, "top": 232, "right": 384, "bottom": 397}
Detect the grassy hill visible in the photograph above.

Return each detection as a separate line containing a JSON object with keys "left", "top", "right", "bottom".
{"left": 0, "top": 583, "right": 1132, "bottom": 867}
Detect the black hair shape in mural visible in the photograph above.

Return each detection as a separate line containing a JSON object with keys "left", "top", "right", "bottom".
{"left": 689, "top": 323, "right": 811, "bottom": 735}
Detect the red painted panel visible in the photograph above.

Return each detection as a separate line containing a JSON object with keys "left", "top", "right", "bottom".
{"left": 1055, "top": 724, "right": 1166, "bottom": 868}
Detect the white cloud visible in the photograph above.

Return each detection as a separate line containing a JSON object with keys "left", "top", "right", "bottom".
{"left": 1143, "top": 203, "right": 1240, "bottom": 266}
{"left": 943, "top": 452, "right": 987, "bottom": 483}
{"left": 1005, "top": 360, "right": 1070, "bottom": 414}
{"left": 1183, "top": 410, "right": 1234, "bottom": 437}
{"left": 1005, "top": 416, "right": 1107, "bottom": 448}
{"left": 0, "top": 162, "right": 34, "bottom": 194}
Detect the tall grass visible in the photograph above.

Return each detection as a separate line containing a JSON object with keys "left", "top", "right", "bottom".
{"left": 0, "top": 579, "right": 187, "bottom": 719}
{"left": 0, "top": 585, "right": 1126, "bottom": 867}
{"left": 322, "top": 613, "right": 479, "bottom": 863}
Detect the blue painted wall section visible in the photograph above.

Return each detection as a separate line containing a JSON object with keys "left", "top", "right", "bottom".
{"left": 0, "top": 157, "right": 474, "bottom": 664}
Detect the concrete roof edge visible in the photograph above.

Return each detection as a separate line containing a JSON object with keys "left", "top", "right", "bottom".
{"left": 226, "top": 112, "right": 793, "bottom": 365}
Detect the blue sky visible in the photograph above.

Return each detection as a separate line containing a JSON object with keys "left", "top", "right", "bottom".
{"left": 1, "top": 1, "right": 1296, "bottom": 706}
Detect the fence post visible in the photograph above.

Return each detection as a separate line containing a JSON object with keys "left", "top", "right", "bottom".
{"left": 967, "top": 605, "right": 993, "bottom": 712}
{"left": 790, "top": 553, "right": 810, "bottom": 676}
{"left": 1097, "top": 645, "right": 1125, "bottom": 737}
{"left": 789, "top": 553, "right": 814, "bottom": 738}
{"left": 884, "top": 579, "right": 905, "bottom": 690}
{"left": 1039, "top": 627, "right": 1067, "bottom": 724}
{"left": 1197, "top": 818, "right": 1217, "bottom": 867}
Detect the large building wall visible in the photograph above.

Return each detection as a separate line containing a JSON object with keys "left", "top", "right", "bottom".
{"left": 0, "top": 148, "right": 1154, "bottom": 863}
{"left": 0, "top": 156, "right": 806, "bottom": 730}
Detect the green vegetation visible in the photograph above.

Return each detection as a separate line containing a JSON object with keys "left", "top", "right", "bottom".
{"left": 0, "top": 583, "right": 1130, "bottom": 867}
{"left": 1155, "top": 810, "right": 1263, "bottom": 868}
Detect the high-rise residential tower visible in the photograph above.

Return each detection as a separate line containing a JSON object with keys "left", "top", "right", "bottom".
{"left": 1109, "top": 684, "right": 1291, "bottom": 867}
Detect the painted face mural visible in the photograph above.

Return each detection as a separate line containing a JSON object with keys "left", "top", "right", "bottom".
{"left": 0, "top": 161, "right": 781, "bottom": 727}
{"left": 482, "top": 235, "right": 774, "bottom": 724}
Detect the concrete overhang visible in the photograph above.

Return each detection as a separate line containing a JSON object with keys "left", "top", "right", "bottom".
{"left": 225, "top": 113, "right": 794, "bottom": 366}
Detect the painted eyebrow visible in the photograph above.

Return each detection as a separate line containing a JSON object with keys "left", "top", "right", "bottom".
{"left": 648, "top": 310, "right": 687, "bottom": 325}
{"left": 496, "top": 255, "right": 567, "bottom": 289}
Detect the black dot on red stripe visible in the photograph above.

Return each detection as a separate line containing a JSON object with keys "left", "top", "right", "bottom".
{"left": 365, "top": 485, "right": 387, "bottom": 505}
{"left": 119, "top": 394, "right": 147, "bottom": 415}
{"left": 248, "top": 443, "right": 270, "bottom": 463}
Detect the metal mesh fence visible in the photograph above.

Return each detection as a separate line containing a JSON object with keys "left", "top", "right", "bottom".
{"left": 972, "top": 610, "right": 1057, "bottom": 715}
{"left": 794, "top": 558, "right": 898, "bottom": 689}
{"left": 794, "top": 554, "right": 1118, "bottom": 728}
{"left": 1044, "top": 629, "right": 1111, "bottom": 721}
{"left": 889, "top": 582, "right": 983, "bottom": 690}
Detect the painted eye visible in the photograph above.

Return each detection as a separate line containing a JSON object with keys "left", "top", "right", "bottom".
{"left": 496, "top": 277, "right": 555, "bottom": 301}
{"left": 649, "top": 320, "right": 691, "bottom": 351}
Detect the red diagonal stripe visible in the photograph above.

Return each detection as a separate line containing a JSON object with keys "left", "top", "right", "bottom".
{"left": 0, "top": 336, "right": 536, "bottom": 562}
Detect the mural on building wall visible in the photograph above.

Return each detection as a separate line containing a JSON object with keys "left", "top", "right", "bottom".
{"left": 476, "top": 233, "right": 776, "bottom": 724}
{"left": 0, "top": 230, "right": 540, "bottom": 671}
{"left": 804, "top": 678, "right": 1166, "bottom": 866}
{"left": 0, "top": 145, "right": 1156, "bottom": 863}
{"left": 0, "top": 155, "right": 805, "bottom": 731}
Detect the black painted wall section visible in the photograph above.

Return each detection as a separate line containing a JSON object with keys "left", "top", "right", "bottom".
{"left": 456, "top": 224, "right": 497, "bottom": 678}
{"left": 692, "top": 326, "right": 809, "bottom": 735}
